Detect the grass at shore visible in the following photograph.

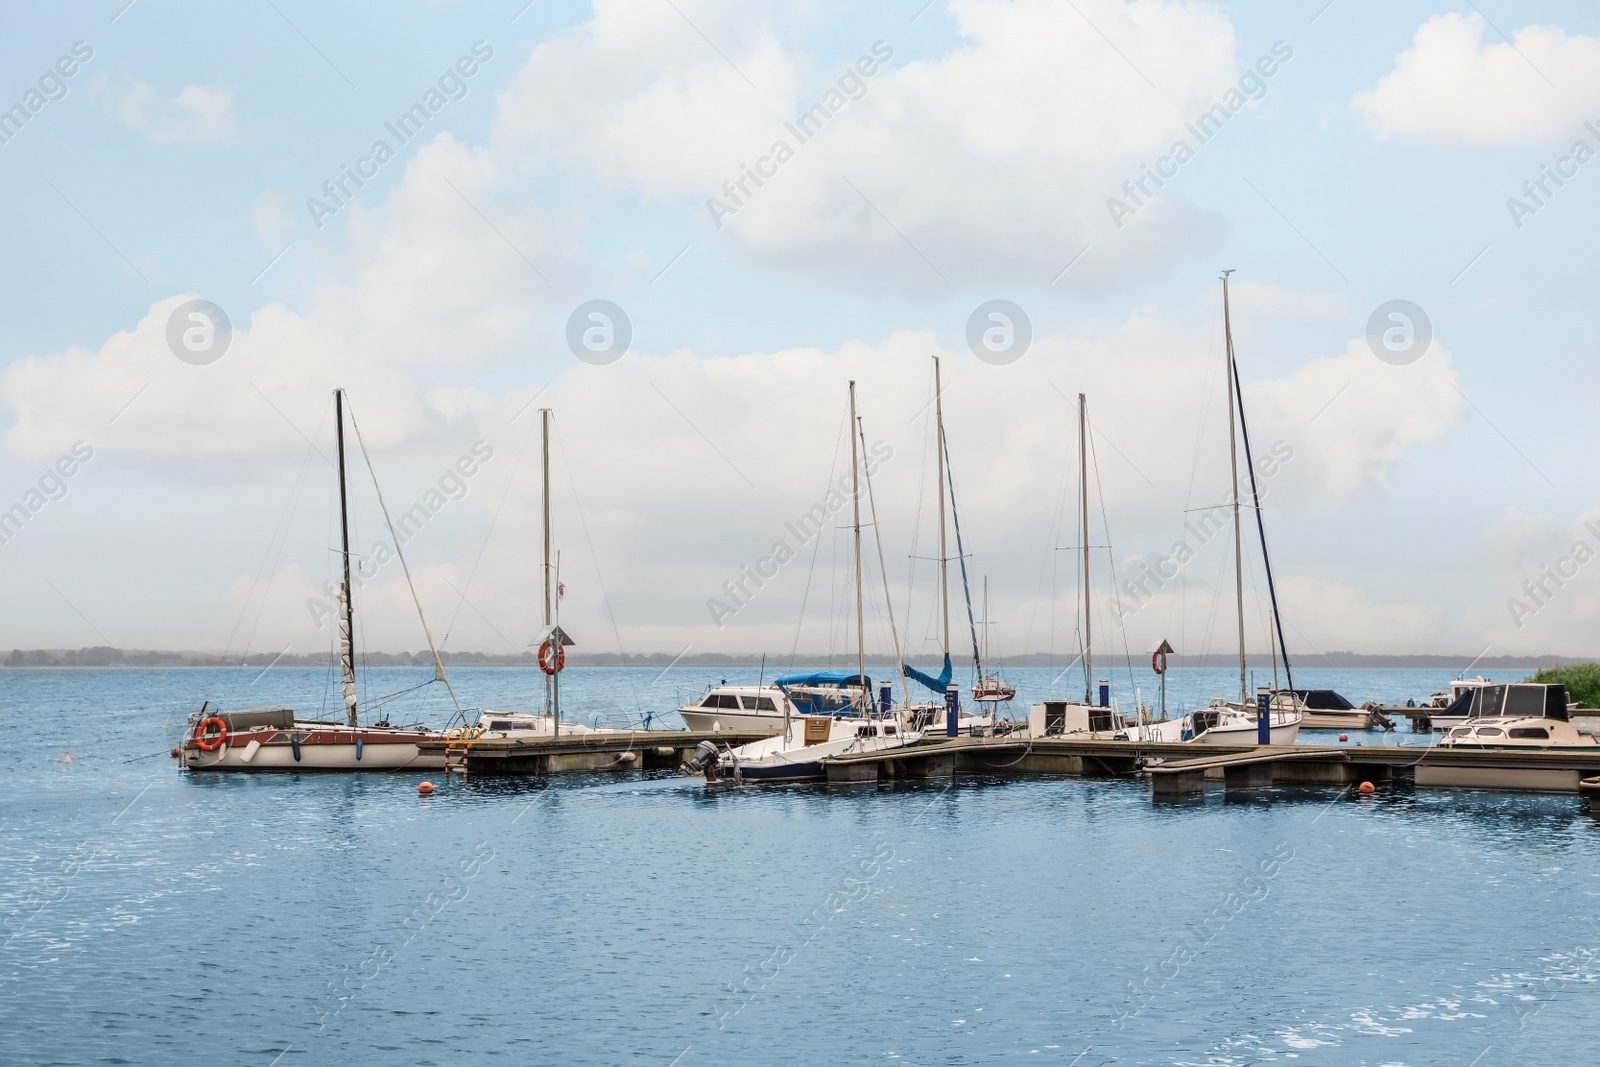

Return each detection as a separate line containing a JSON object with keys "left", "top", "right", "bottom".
{"left": 1529, "top": 663, "right": 1600, "bottom": 708}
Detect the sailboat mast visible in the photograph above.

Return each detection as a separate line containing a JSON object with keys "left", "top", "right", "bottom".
{"left": 849, "top": 381, "right": 866, "bottom": 713}
{"left": 1222, "top": 272, "right": 1247, "bottom": 705}
{"left": 934, "top": 358, "right": 951, "bottom": 661}
{"left": 1079, "top": 393, "right": 1092, "bottom": 706}
{"left": 541, "top": 408, "right": 557, "bottom": 734}
{"left": 1231, "top": 344, "right": 1295, "bottom": 693}
{"left": 334, "top": 388, "right": 358, "bottom": 727}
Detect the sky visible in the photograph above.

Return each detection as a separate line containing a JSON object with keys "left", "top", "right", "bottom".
{"left": 1, "top": 0, "right": 1598, "bottom": 669}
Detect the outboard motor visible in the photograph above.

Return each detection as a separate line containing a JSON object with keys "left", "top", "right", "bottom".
{"left": 684, "top": 740, "right": 721, "bottom": 776}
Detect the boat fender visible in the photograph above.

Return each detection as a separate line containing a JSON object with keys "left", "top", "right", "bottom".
{"left": 1358, "top": 781, "right": 1375, "bottom": 794}
{"left": 356, "top": 738, "right": 364, "bottom": 761}
{"left": 291, "top": 736, "right": 302, "bottom": 762}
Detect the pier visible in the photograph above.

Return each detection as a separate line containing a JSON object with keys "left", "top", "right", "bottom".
{"left": 423, "top": 729, "right": 1600, "bottom": 797}
{"left": 419, "top": 729, "right": 774, "bottom": 776}
{"left": 821, "top": 736, "right": 1600, "bottom": 795}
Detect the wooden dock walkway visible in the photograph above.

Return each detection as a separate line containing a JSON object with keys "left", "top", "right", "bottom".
{"left": 421, "top": 727, "right": 1600, "bottom": 796}
{"left": 417, "top": 729, "right": 774, "bottom": 776}
{"left": 823, "top": 735, "right": 1600, "bottom": 795}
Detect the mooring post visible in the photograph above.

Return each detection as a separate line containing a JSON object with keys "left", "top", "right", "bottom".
{"left": 880, "top": 683, "right": 891, "bottom": 717}
{"left": 945, "top": 683, "right": 959, "bottom": 738}
{"left": 1257, "top": 688, "right": 1270, "bottom": 745}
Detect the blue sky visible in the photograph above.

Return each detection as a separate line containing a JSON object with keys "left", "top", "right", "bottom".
{"left": 2, "top": 0, "right": 1599, "bottom": 667}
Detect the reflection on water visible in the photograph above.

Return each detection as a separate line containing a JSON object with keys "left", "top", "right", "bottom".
{"left": 0, "top": 666, "right": 1595, "bottom": 1065}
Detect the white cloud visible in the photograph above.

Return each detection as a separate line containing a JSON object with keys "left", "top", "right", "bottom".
{"left": 1352, "top": 13, "right": 1600, "bottom": 147}
{"left": 1231, "top": 280, "right": 1351, "bottom": 321}
{"left": 0, "top": 6, "right": 1475, "bottom": 657}
{"left": 107, "top": 78, "right": 240, "bottom": 145}
{"left": 1277, "top": 576, "right": 1451, "bottom": 653}
{"left": 1246, "top": 338, "right": 1465, "bottom": 508}
{"left": 493, "top": 0, "right": 1241, "bottom": 287}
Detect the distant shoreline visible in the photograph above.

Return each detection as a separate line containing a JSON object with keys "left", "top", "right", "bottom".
{"left": 1, "top": 647, "right": 1586, "bottom": 671}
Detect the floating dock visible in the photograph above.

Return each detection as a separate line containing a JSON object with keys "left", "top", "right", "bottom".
{"left": 419, "top": 729, "right": 774, "bottom": 776}
{"left": 824, "top": 736, "right": 1600, "bottom": 794}
{"left": 424, "top": 729, "right": 1600, "bottom": 796}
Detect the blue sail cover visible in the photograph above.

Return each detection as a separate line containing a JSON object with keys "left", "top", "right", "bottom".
{"left": 775, "top": 672, "right": 869, "bottom": 717}
{"left": 902, "top": 653, "right": 952, "bottom": 695}
{"left": 774, "top": 672, "right": 867, "bottom": 690}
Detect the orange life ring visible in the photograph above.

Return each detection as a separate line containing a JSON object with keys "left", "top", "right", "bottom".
{"left": 195, "top": 715, "right": 228, "bottom": 751}
{"left": 538, "top": 640, "right": 565, "bottom": 676}
{"left": 1151, "top": 650, "right": 1167, "bottom": 675}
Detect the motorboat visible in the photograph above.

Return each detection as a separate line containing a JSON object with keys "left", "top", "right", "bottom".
{"left": 677, "top": 684, "right": 798, "bottom": 732}
{"left": 468, "top": 710, "right": 618, "bottom": 739}
{"left": 972, "top": 675, "right": 1016, "bottom": 702}
{"left": 1425, "top": 677, "right": 1493, "bottom": 731}
{"left": 1438, "top": 683, "right": 1596, "bottom": 751}
{"left": 689, "top": 715, "right": 919, "bottom": 783}
{"left": 1287, "top": 689, "right": 1372, "bottom": 730}
{"left": 1027, "top": 693, "right": 1300, "bottom": 745}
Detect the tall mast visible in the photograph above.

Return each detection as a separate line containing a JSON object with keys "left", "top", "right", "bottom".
{"left": 1079, "top": 393, "right": 1092, "bottom": 705}
{"left": 1222, "top": 271, "right": 1247, "bottom": 705}
{"left": 335, "top": 389, "right": 358, "bottom": 727}
{"left": 934, "top": 358, "right": 951, "bottom": 663}
{"left": 849, "top": 381, "right": 866, "bottom": 712}
{"left": 1231, "top": 337, "right": 1295, "bottom": 693}
{"left": 541, "top": 408, "right": 556, "bottom": 735}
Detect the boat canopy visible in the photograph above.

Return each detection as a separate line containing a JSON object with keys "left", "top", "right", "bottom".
{"left": 1451, "top": 682, "right": 1570, "bottom": 721}
{"left": 902, "top": 654, "right": 953, "bottom": 696}
{"left": 774, "top": 672, "right": 868, "bottom": 690}
{"left": 1290, "top": 689, "right": 1356, "bottom": 711}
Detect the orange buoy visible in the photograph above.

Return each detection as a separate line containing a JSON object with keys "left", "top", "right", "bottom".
{"left": 62, "top": 752, "right": 73, "bottom": 763}
{"left": 1358, "top": 781, "right": 1376, "bottom": 794}
{"left": 170, "top": 747, "right": 182, "bottom": 758}
{"left": 417, "top": 781, "right": 435, "bottom": 795}
{"left": 1339, "top": 734, "right": 1349, "bottom": 742}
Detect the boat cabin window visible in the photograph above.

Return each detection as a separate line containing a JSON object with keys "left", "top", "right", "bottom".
{"left": 1471, "top": 685, "right": 1507, "bottom": 719}
{"left": 1508, "top": 727, "right": 1550, "bottom": 739}
{"left": 741, "top": 696, "right": 778, "bottom": 711}
{"left": 489, "top": 720, "right": 516, "bottom": 730}
{"left": 1475, "top": 727, "right": 1503, "bottom": 736}
{"left": 703, "top": 694, "right": 739, "bottom": 709}
{"left": 1448, "top": 728, "right": 1469, "bottom": 737}
{"left": 1503, "top": 686, "right": 1546, "bottom": 719}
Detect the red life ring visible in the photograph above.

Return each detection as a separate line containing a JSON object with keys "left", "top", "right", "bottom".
{"left": 538, "top": 640, "right": 565, "bottom": 676}
{"left": 195, "top": 715, "right": 228, "bottom": 751}
{"left": 1151, "top": 650, "right": 1167, "bottom": 675}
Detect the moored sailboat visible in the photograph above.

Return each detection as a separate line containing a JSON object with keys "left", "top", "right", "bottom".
{"left": 181, "top": 390, "right": 454, "bottom": 771}
{"left": 691, "top": 381, "right": 921, "bottom": 782}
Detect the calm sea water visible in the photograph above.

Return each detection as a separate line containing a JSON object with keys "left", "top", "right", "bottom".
{"left": 3, "top": 665, "right": 1597, "bottom": 1066}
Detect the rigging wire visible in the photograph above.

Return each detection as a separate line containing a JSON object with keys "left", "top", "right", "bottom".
{"left": 344, "top": 398, "right": 464, "bottom": 719}
{"left": 441, "top": 418, "right": 538, "bottom": 648}
{"left": 787, "top": 406, "right": 850, "bottom": 667}
{"left": 1086, "top": 416, "right": 1141, "bottom": 706}
{"left": 858, "top": 413, "right": 912, "bottom": 709}
{"left": 553, "top": 414, "right": 628, "bottom": 657}
{"left": 940, "top": 430, "right": 984, "bottom": 684}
